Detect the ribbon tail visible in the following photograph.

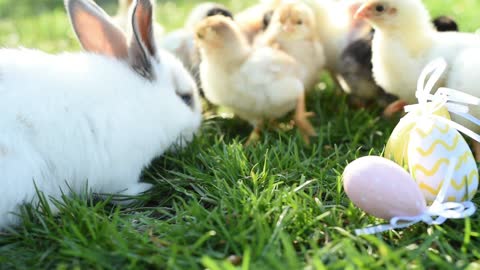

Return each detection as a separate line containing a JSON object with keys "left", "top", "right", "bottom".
{"left": 432, "top": 116, "right": 480, "bottom": 143}
{"left": 453, "top": 111, "right": 480, "bottom": 127}
{"left": 445, "top": 103, "right": 470, "bottom": 114}
{"left": 430, "top": 216, "right": 448, "bottom": 225}
{"left": 355, "top": 216, "right": 424, "bottom": 236}
{"left": 355, "top": 224, "right": 397, "bottom": 236}
{"left": 436, "top": 87, "right": 480, "bottom": 106}
{"left": 440, "top": 202, "right": 477, "bottom": 219}
{"left": 431, "top": 158, "right": 457, "bottom": 207}
{"left": 428, "top": 166, "right": 477, "bottom": 220}
{"left": 463, "top": 202, "right": 477, "bottom": 217}
{"left": 355, "top": 221, "right": 419, "bottom": 236}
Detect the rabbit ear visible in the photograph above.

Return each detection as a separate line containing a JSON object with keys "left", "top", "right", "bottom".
{"left": 65, "top": 0, "right": 128, "bottom": 59}
{"left": 128, "top": 0, "right": 158, "bottom": 80}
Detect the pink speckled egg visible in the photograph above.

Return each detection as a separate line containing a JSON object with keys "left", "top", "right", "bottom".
{"left": 343, "top": 156, "right": 427, "bottom": 220}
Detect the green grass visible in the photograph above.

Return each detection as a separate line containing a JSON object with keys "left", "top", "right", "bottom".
{"left": 1, "top": 0, "right": 480, "bottom": 269}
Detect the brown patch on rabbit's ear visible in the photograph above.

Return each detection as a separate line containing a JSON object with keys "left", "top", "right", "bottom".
{"left": 128, "top": 0, "right": 157, "bottom": 80}
{"left": 131, "top": 0, "right": 156, "bottom": 56}
{"left": 66, "top": 0, "right": 128, "bottom": 59}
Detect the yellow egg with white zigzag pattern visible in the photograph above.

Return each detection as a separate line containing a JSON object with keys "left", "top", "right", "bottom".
{"left": 407, "top": 119, "right": 478, "bottom": 203}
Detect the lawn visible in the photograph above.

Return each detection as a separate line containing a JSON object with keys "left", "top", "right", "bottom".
{"left": 1, "top": 0, "right": 480, "bottom": 269}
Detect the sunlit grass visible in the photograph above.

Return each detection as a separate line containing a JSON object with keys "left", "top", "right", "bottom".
{"left": 0, "top": 0, "right": 480, "bottom": 269}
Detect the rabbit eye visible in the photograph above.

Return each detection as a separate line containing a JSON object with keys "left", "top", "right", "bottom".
{"left": 179, "top": 93, "right": 193, "bottom": 108}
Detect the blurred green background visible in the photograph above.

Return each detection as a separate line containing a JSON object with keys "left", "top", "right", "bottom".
{"left": 1, "top": 0, "right": 479, "bottom": 53}
{"left": 1, "top": 0, "right": 480, "bottom": 269}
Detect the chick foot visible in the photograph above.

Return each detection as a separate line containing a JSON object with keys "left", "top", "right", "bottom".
{"left": 245, "top": 122, "right": 263, "bottom": 146}
{"left": 383, "top": 100, "right": 408, "bottom": 118}
{"left": 294, "top": 93, "right": 317, "bottom": 144}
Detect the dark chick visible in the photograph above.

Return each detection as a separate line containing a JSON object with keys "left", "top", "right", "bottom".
{"left": 337, "top": 30, "right": 398, "bottom": 108}
{"left": 433, "top": 16, "right": 458, "bottom": 32}
{"left": 262, "top": 10, "right": 274, "bottom": 30}
{"left": 339, "top": 16, "right": 459, "bottom": 109}
{"left": 206, "top": 7, "right": 234, "bottom": 19}
{"left": 160, "top": 3, "right": 234, "bottom": 98}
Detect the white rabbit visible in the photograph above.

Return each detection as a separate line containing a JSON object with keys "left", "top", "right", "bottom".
{"left": 0, "top": 0, "right": 202, "bottom": 229}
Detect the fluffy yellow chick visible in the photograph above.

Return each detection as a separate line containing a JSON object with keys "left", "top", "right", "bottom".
{"left": 236, "top": 0, "right": 371, "bottom": 90}
{"left": 256, "top": 1, "right": 326, "bottom": 91}
{"left": 356, "top": 0, "right": 480, "bottom": 157}
{"left": 235, "top": 0, "right": 282, "bottom": 43}
{"left": 195, "top": 15, "right": 316, "bottom": 143}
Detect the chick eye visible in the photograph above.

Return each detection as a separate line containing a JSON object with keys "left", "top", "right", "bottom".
{"left": 296, "top": 20, "right": 303, "bottom": 25}
{"left": 375, "top": 4, "right": 385, "bottom": 13}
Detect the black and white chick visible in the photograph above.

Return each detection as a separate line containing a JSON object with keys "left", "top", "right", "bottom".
{"left": 160, "top": 2, "right": 233, "bottom": 90}
{"left": 337, "top": 15, "right": 459, "bottom": 109}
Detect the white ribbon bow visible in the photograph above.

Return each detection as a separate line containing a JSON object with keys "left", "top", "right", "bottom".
{"left": 355, "top": 59, "right": 478, "bottom": 236}
{"left": 404, "top": 58, "right": 480, "bottom": 143}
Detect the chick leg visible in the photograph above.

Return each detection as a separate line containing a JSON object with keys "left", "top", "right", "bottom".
{"left": 268, "top": 118, "right": 281, "bottom": 130}
{"left": 294, "top": 92, "right": 317, "bottom": 144}
{"left": 474, "top": 141, "right": 480, "bottom": 162}
{"left": 383, "top": 100, "right": 408, "bottom": 118}
{"left": 245, "top": 121, "right": 264, "bottom": 146}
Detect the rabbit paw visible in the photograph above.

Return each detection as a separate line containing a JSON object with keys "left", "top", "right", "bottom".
{"left": 109, "top": 183, "right": 153, "bottom": 206}
{"left": 123, "top": 183, "right": 153, "bottom": 196}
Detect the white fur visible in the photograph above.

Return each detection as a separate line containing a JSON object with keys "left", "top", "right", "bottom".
{"left": 0, "top": 47, "right": 201, "bottom": 229}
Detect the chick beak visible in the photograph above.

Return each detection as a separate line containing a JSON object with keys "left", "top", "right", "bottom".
{"left": 195, "top": 25, "right": 209, "bottom": 43}
{"left": 348, "top": 2, "right": 363, "bottom": 18}
{"left": 354, "top": 4, "right": 373, "bottom": 20}
{"left": 283, "top": 24, "right": 295, "bottom": 33}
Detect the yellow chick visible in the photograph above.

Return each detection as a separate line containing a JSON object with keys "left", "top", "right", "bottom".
{"left": 235, "top": 0, "right": 282, "bottom": 43}
{"left": 256, "top": 1, "right": 326, "bottom": 91}
{"left": 160, "top": 3, "right": 233, "bottom": 93}
{"left": 195, "top": 16, "right": 316, "bottom": 143}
